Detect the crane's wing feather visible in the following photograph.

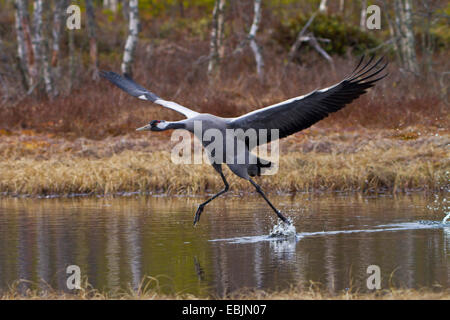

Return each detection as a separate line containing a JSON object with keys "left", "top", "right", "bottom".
{"left": 229, "top": 56, "right": 388, "bottom": 148}
{"left": 100, "top": 71, "right": 199, "bottom": 119}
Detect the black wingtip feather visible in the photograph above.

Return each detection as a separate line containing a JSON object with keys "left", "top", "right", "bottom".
{"left": 99, "top": 70, "right": 160, "bottom": 102}
{"left": 350, "top": 55, "right": 375, "bottom": 79}
{"left": 363, "top": 72, "right": 389, "bottom": 85}
{"left": 347, "top": 56, "right": 388, "bottom": 87}
{"left": 357, "top": 62, "right": 388, "bottom": 83}
{"left": 351, "top": 56, "right": 384, "bottom": 81}
{"left": 348, "top": 54, "right": 366, "bottom": 78}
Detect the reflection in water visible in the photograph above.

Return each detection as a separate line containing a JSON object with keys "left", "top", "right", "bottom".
{"left": 36, "top": 212, "right": 50, "bottom": 291}
{"left": 444, "top": 227, "right": 450, "bottom": 256}
{"left": 193, "top": 256, "right": 205, "bottom": 281}
{"left": 269, "top": 239, "right": 297, "bottom": 260}
{"left": 126, "top": 216, "right": 142, "bottom": 291}
{"left": 106, "top": 214, "right": 120, "bottom": 290}
{"left": 0, "top": 193, "right": 448, "bottom": 296}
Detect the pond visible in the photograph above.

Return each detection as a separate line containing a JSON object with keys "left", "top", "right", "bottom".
{"left": 0, "top": 193, "right": 448, "bottom": 297}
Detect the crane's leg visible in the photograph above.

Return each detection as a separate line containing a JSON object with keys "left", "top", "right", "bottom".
{"left": 193, "top": 169, "right": 229, "bottom": 226}
{"left": 248, "top": 178, "right": 290, "bottom": 224}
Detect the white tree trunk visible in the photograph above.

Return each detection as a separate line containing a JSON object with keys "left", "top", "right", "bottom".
{"left": 68, "top": 25, "right": 75, "bottom": 92}
{"left": 15, "top": 0, "right": 36, "bottom": 90}
{"left": 402, "top": 0, "right": 419, "bottom": 74}
{"left": 51, "top": 0, "right": 66, "bottom": 67}
{"left": 339, "top": 0, "right": 345, "bottom": 13}
{"left": 249, "top": 0, "right": 263, "bottom": 78}
{"left": 393, "top": 0, "right": 419, "bottom": 74}
{"left": 319, "top": 0, "right": 328, "bottom": 13}
{"left": 360, "top": 0, "right": 367, "bottom": 30}
{"left": 104, "top": 0, "right": 118, "bottom": 12}
{"left": 51, "top": 0, "right": 67, "bottom": 96}
{"left": 121, "top": 0, "right": 140, "bottom": 77}
{"left": 40, "top": 0, "right": 53, "bottom": 97}
{"left": 207, "top": 0, "right": 226, "bottom": 76}
{"left": 217, "top": 0, "right": 226, "bottom": 60}
{"left": 32, "top": 0, "right": 42, "bottom": 77}
{"left": 14, "top": 0, "right": 29, "bottom": 90}
{"left": 32, "top": 0, "right": 54, "bottom": 97}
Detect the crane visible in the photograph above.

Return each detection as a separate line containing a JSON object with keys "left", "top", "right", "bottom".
{"left": 101, "top": 55, "right": 388, "bottom": 225}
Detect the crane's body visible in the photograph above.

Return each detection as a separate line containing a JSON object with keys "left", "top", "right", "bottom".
{"left": 101, "top": 55, "right": 388, "bottom": 225}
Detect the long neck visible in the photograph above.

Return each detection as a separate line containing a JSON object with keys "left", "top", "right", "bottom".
{"left": 163, "top": 120, "right": 187, "bottom": 130}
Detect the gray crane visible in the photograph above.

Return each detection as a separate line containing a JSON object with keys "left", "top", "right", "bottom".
{"left": 101, "top": 55, "right": 387, "bottom": 225}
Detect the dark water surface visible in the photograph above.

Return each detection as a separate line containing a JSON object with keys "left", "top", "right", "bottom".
{"left": 0, "top": 193, "right": 448, "bottom": 296}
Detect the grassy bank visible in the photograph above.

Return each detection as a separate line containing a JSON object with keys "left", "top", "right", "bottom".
{"left": 0, "top": 127, "right": 448, "bottom": 196}
{"left": 2, "top": 282, "right": 449, "bottom": 300}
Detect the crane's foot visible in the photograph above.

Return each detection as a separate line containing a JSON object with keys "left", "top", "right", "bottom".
{"left": 193, "top": 205, "right": 204, "bottom": 226}
{"left": 277, "top": 210, "right": 291, "bottom": 225}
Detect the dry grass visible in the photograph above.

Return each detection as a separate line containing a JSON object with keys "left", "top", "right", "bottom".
{"left": 0, "top": 127, "right": 448, "bottom": 196}
{"left": 2, "top": 278, "right": 449, "bottom": 300}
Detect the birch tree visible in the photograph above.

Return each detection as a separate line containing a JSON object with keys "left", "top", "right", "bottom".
{"left": 0, "top": 38, "right": 10, "bottom": 99}
{"left": 121, "top": 0, "right": 140, "bottom": 77}
{"left": 319, "top": 0, "right": 327, "bottom": 13}
{"left": 286, "top": 7, "right": 333, "bottom": 66}
{"left": 68, "top": 24, "right": 76, "bottom": 92}
{"left": 31, "top": 0, "right": 43, "bottom": 85}
{"left": 231, "top": 0, "right": 264, "bottom": 78}
{"left": 86, "top": 0, "right": 99, "bottom": 80}
{"left": 287, "top": 12, "right": 317, "bottom": 64}
{"left": 22, "top": 0, "right": 36, "bottom": 87}
{"left": 207, "top": 0, "right": 226, "bottom": 76}
{"left": 51, "top": 0, "right": 66, "bottom": 69}
{"left": 248, "top": 0, "right": 264, "bottom": 78}
{"left": 14, "top": 0, "right": 36, "bottom": 90}
{"left": 339, "top": 0, "right": 345, "bottom": 14}
{"left": 14, "top": 0, "right": 29, "bottom": 90}
{"left": 393, "top": 0, "right": 419, "bottom": 74}
{"left": 360, "top": 0, "right": 367, "bottom": 30}
{"left": 51, "top": 0, "right": 67, "bottom": 96}
{"left": 32, "top": 0, "right": 54, "bottom": 97}
{"left": 104, "top": 0, "right": 118, "bottom": 12}
{"left": 217, "top": 0, "right": 226, "bottom": 61}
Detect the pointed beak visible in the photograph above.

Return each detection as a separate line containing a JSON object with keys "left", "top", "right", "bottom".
{"left": 136, "top": 124, "right": 151, "bottom": 131}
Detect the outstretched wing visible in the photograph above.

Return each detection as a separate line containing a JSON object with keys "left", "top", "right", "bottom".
{"left": 229, "top": 56, "right": 388, "bottom": 148}
{"left": 100, "top": 71, "right": 199, "bottom": 119}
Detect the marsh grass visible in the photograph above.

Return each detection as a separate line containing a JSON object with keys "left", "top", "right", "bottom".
{"left": 2, "top": 278, "right": 449, "bottom": 300}
{"left": 0, "top": 128, "right": 448, "bottom": 196}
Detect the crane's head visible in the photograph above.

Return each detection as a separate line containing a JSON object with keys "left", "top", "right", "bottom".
{"left": 136, "top": 120, "right": 167, "bottom": 131}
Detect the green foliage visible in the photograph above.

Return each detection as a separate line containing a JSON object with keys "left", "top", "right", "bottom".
{"left": 431, "top": 25, "right": 450, "bottom": 49}
{"left": 273, "top": 14, "right": 381, "bottom": 56}
{"left": 138, "top": 0, "right": 215, "bottom": 17}
{"left": 158, "top": 17, "right": 210, "bottom": 40}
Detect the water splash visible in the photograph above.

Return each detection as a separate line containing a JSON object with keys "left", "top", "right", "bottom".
{"left": 443, "top": 212, "right": 450, "bottom": 225}
{"left": 427, "top": 194, "right": 449, "bottom": 224}
{"left": 210, "top": 221, "right": 449, "bottom": 244}
{"left": 268, "top": 218, "right": 297, "bottom": 239}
